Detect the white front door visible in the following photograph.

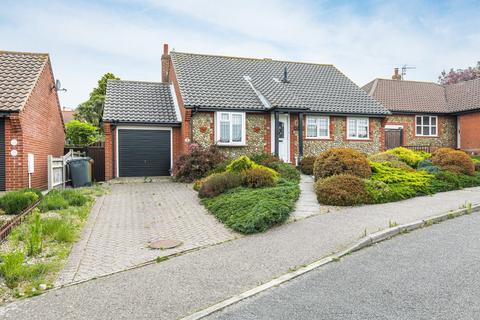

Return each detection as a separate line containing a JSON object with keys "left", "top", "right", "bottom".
{"left": 271, "top": 113, "right": 290, "bottom": 162}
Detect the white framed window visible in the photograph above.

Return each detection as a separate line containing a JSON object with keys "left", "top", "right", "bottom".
{"left": 347, "top": 117, "right": 369, "bottom": 140}
{"left": 215, "top": 111, "right": 246, "bottom": 145}
{"left": 415, "top": 115, "right": 437, "bottom": 137}
{"left": 306, "top": 116, "right": 330, "bottom": 139}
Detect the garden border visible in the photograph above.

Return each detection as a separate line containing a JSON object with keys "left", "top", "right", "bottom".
{"left": 0, "top": 199, "right": 42, "bottom": 242}
{"left": 180, "top": 202, "right": 480, "bottom": 320}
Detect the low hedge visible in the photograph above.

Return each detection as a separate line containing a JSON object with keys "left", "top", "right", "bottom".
{"left": 313, "top": 148, "right": 371, "bottom": 180}
{"left": 0, "top": 191, "right": 40, "bottom": 215}
{"left": 315, "top": 174, "right": 371, "bottom": 206}
{"left": 202, "top": 180, "right": 300, "bottom": 234}
{"left": 198, "top": 172, "right": 242, "bottom": 198}
{"left": 300, "top": 156, "right": 316, "bottom": 175}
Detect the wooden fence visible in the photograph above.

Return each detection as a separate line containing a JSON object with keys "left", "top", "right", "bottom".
{"left": 48, "top": 149, "right": 84, "bottom": 190}
{"left": 403, "top": 145, "right": 432, "bottom": 153}
{"left": 64, "top": 142, "right": 105, "bottom": 182}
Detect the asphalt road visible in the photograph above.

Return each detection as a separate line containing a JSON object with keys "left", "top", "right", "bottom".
{"left": 208, "top": 213, "right": 480, "bottom": 320}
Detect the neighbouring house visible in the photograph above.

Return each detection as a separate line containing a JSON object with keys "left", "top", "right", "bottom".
{"left": 103, "top": 44, "right": 390, "bottom": 179}
{"left": 363, "top": 69, "right": 480, "bottom": 152}
{"left": 0, "top": 51, "right": 65, "bottom": 190}
{"left": 62, "top": 107, "right": 75, "bottom": 123}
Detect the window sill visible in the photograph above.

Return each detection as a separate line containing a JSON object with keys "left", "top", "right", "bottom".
{"left": 217, "top": 143, "right": 247, "bottom": 147}
{"left": 346, "top": 138, "right": 371, "bottom": 141}
{"left": 415, "top": 135, "right": 438, "bottom": 138}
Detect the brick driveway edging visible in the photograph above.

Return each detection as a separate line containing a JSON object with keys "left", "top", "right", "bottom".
{"left": 55, "top": 180, "right": 237, "bottom": 286}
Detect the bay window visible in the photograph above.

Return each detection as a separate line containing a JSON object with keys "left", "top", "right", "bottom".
{"left": 347, "top": 117, "right": 369, "bottom": 139}
{"left": 216, "top": 112, "right": 246, "bottom": 145}
{"left": 415, "top": 115, "right": 437, "bottom": 136}
{"left": 306, "top": 116, "right": 330, "bottom": 138}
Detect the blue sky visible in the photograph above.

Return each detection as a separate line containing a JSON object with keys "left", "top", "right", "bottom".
{"left": 2, "top": 0, "right": 479, "bottom": 108}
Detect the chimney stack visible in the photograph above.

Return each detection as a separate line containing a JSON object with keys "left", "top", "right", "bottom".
{"left": 392, "top": 67, "right": 402, "bottom": 80}
{"left": 161, "top": 43, "right": 170, "bottom": 83}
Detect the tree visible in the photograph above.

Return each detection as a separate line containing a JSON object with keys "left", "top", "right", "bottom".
{"left": 65, "top": 120, "right": 99, "bottom": 146}
{"left": 438, "top": 62, "right": 480, "bottom": 85}
{"left": 75, "top": 73, "right": 120, "bottom": 128}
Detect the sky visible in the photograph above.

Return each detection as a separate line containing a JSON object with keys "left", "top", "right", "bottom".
{"left": 1, "top": 0, "right": 479, "bottom": 108}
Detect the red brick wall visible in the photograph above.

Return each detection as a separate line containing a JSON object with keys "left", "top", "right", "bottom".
{"left": 459, "top": 112, "right": 480, "bottom": 152}
{"left": 104, "top": 122, "right": 114, "bottom": 180}
{"left": 5, "top": 59, "right": 64, "bottom": 190}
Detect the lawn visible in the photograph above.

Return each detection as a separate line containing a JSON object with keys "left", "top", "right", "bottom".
{"left": 0, "top": 185, "right": 107, "bottom": 303}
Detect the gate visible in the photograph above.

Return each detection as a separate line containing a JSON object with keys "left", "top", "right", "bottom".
{"left": 385, "top": 129, "right": 403, "bottom": 150}
{"left": 64, "top": 142, "right": 105, "bottom": 181}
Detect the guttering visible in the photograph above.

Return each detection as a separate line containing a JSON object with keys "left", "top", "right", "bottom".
{"left": 106, "top": 120, "right": 182, "bottom": 127}
{"left": 0, "top": 111, "right": 11, "bottom": 117}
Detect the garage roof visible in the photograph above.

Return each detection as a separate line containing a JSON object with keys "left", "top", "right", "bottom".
{"left": 104, "top": 80, "right": 181, "bottom": 124}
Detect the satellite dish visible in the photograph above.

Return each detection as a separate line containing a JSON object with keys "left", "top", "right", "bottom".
{"left": 54, "top": 79, "right": 67, "bottom": 92}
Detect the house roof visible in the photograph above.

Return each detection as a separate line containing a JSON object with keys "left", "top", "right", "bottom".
{"left": 363, "top": 78, "right": 480, "bottom": 114}
{"left": 171, "top": 52, "right": 390, "bottom": 116}
{"left": 0, "top": 51, "right": 49, "bottom": 112}
{"left": 103, "top": 80, "right": 181, "bottom": 124}
{"left": 62, "top": 109, "right": 75, "bottom": 123}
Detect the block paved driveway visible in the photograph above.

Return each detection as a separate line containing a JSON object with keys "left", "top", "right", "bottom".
{"left": 55, "top": 179, "right": 237, "bottom": 286}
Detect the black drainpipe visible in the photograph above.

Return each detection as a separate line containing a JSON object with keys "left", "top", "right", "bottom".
{"left": 274, "top": 111, "right": 280, "bottom": 157}
{"left": 298, "top": 112, "right": 303, "bottom": 163}
{"left": 189, "top": 107, "right": 199, "bottom": 143}
{"left": 111, "top": 120, "right": 118, "bottom": 178}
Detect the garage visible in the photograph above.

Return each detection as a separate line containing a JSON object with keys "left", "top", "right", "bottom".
{"left": 117, "top": 128, "right": 172, "bottom": 177}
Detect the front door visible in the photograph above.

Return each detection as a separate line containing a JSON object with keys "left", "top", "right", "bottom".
{"left": 272, "top": 114, "right": 290, "bottom": 162}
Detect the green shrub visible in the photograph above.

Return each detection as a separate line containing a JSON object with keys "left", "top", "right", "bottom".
{"left": 249, "top": 153, "right": 281, "bottom": 167}
{"left": 432, "top": 147, "right": 455, "bottom": 158}
{"left": 198, "top": 172, "right": 242, "bottom": 198}
{"left": 417, "top": 159, "right": 441, "bottom": 174}
{"left": 241, "top": 167, "right": 277, "bottom": 188}
{"left": 193, "top": 178, "right": 207, "bottom": 191}
{"left": 207, "top": 159, "right": 232, "bottom": 175}
{"left": 432, "top": 149, "right": 475, "bottom": 175}
{"left": 313, "top": 148, "right": 371, "bottom": 180}
{"left": 472, "top": 158, "right": 480, "bottom": 171}
{"left": 368, "top": 153, "right": 414, "bottom": 171}
{"left": 385, "top": 147, "right": 430, "bottom": 167}
{"left": 20, "top": 188, "right": 43, "bottom": 200}
{"left": 38, "top": 191, "right": 69, "bottom": 212}
{"left": 364, "top": 180, "right": 403, "bottom": 203}
{"left": 226, "top": 156, "right": 256, "bottom": 172}
{"left": 202, "top": 180, "right": 300, "bottom": 234}
{"left": 268, "top": 162, "right": 300, "bottom": 182}
{"left": 300, "top": 156, "right": 316, "bottom": 175}
{"left": 429, "top": 171, "right": 462, "bottom": 192}
{"left": 369, "top": 162, "right": 433, "bottom": 197}
{"left": 0, "top": 251, "right": 25, "bottom": 288}
{"left": 0, "top": 191, "right": 39, "bottom": 215}
{"left": 314, "top": 174, "right": 371, "bottom": 206}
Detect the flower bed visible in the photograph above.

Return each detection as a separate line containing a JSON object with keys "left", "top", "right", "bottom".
{"left": 0, "top": 185, "right": 106, "bottom": 303}
{"left": 311, "top": 147, "right": 480, "bottom": 206}
{"left": 184, "top": 153, "right": 300, "bottom": 234}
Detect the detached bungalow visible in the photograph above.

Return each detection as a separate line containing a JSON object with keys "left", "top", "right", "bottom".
{"left": 0, "top": 51, "right": 65, "bottom": 190}
{"left": 103, "top": 44, "right": 390, "bottom": 179}
{"left": 363, "top": 70, "right": 480, "bottom": 152}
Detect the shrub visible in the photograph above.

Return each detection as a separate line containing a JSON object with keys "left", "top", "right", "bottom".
{"left": 432, "top": 147, "right": 455, "bottom": 158}
{"left": 241, "top": 167, "right": 277, "bottom": 188}
{"left": 226, "top": 156, "right": 256, "bottom": 172}
{"left": 38, "top": 191, "right": 69, "bottom": 212}
{"left": 26, "top": 211, "right": 42, "bottom": 256}
{"left": 41, "top": 218, "right": 77, "bottom": 243}
{"left": 207, "top": 159, "right": 232, "bottom": 175}
{"left": 20, "top": 188, "right": 43, "bottom": 200}
{"left": 173, "top": 144, "right": 226, "bottom": 182}
{"left": 0, "top": 251, "right": 25, "bottom": 288}
{"left": 198, "top": 172, "right": 242, "bottom": 198}
{"left": 268, "top": 162, "right": 300, "bottom": 182}
{"left": 299, "top": 156, "right": 316, "bottom": 175}
{"left": 417, "top": 159, "right": 441, "bottom": 174}
{"left": 0, "top": 191, "right": 39, "bottom": 215}
{"left": 368, "top": 153, "right": 414, "bottom": 171}
{"left": 369, "top": 162, "right": 433, "bottom": 198}
{"left": 60, "top": 189, "right": 88, "bottom": 206}
{"left": 314, "top": 174, "right": 371, "bottom": 206}
{"left": 313, "top": 148, "right": 371, "bottom": 180}
{"left": 432, "top": 150, "right": 475, "bottom": 175}
{"left": 202, "top": 180, "right": 300, "bottom": 233}
{"left": 385, "top": 147, "right": 430, "bottom": 167}
{"left": 193, "top": 178, "right": 207, "bottom": 191}
{"left": 249, "top": 152, "right": 281, "bottom": 167}
{"left": 364, "top": 180, "right": 402, "bottom": 204}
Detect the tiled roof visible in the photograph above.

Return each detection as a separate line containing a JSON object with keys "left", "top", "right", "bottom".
{"left": 103, "top": 80, "right": 180, "bottom": 124}
{"left": 0, "top": 51, "right": 49, "bottom": 112}
{"left": 363, "top": 78, "right": 480, "bottom": 114}
{"left": 445, "top": 78, "right": 480, "bottom": 112}
{"left": 171, "top": 52, "right": 390, "bottom": 115}
{"left": 62, "top": 109, "right": 75, "bottom": 123}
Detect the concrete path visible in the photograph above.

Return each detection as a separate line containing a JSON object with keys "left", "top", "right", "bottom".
{"left": 290, "top": 174, "right": 337, "bottom": 221}
{"left": 209, "top": 213, "right": 480, "bottom": 320}
{"left": 55, "top": 180, "right": 237, "bottom": 285}
{"left": 2, "top": 186, "right": 480, "bottom": 319}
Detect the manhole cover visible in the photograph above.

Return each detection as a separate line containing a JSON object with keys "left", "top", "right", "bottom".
{"left": 148, "top": 239, "right": 183, "bottom": 250}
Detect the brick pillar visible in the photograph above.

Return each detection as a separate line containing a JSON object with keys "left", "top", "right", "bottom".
{"left": 104, "top": 122, "right": 114, "bottom": 180}
{"left": 5, "top": 116, "right": 25, "bottom": 190}
{"left": 161, "top": 44, "right": 170, "bottom": 83}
